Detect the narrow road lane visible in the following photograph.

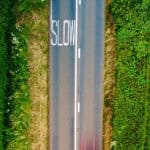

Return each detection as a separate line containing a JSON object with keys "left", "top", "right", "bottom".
{"left": 78, "top": 0, "right": 104, "bottom": 149}
{"left": 50, "top": 0, "right": 75, "bottom": 150}
{"left": 50, "top": 0, "right": 104, "bottom": 149}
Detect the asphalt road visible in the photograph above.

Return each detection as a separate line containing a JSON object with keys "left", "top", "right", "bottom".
{"left": 78, "top": 0, "right": 104, "bottom": 149}
{"left": 50, "top": 0, "right": 104, "bottom": 150}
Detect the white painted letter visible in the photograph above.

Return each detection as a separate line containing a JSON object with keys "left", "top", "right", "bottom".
{"left": 58, "top": 20, "right": 63, "bottom": 46}
{"left": 63, "top": 20, "right": 70, "bottom": 46}
{"left": 70, "top": 20, "right": 76, "bottom": 46}
{"left": 51, "top": 20, "right": 57, "bottom": 46}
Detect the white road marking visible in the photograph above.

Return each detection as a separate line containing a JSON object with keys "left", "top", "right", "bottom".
{"left": 78, "top": 102, "right": 80, "bottom": 113}
{"left": 93, "top": 136, "right": 96, "bottom": 150}
{"left": 50, "top": 0, "right": 52, "bottom": 21}
{"left": 74, "top": 0, "right": 78, "bottom": 150}
{"left": 79, "top": 0, "right": 81, "bottom": 5}
{"left": 78, "top": 48, "right": 81, "bottom": 59}
{"left": 84, "top": 136, "right": 86, "bottom": 150}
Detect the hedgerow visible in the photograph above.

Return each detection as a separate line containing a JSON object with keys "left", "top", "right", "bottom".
{"left": 111, "top": 0, "right": 150, "bottom": 149}
{"left": 4, "top": 0, "right": 47, "bottom": 149}
{"left": 5, "top": 25, "right": 30, "bottom": 150}
{"left": 0, "top": 0, "right": 48, "bottom": 149}
{"left": 2, "top": 1, "right": 30, "bottom": 149}
{"left": 16, "top": 0, "right": 47, "bottom": 13}
{"left": 0, "top": 0, "right": 10, "bottom": 149}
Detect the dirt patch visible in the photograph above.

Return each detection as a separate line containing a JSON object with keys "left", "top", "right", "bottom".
{"left": 103, "top": 1, "right": 116, "bottom": 149}
{"left": 27, "top": 6, "right": 49, "bottom": 150}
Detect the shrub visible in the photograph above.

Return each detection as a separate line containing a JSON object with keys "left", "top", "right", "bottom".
{"left": 0, "top": 1, "right": 10, "bottom": 149}
{"left": 4, "top": 25, "right": 30, "bottom": 150}
{"left": 17, "top": 0, "right": 47, "bottom": 13}
{"left": 112, "top": 0, "right": 150, "bottom": 149}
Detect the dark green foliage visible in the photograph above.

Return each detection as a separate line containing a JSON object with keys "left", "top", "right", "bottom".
{"left": 17, "top": 0, "right": 48, "bottom": 13}
{"left": 0, "top": 0, "right": 10, "bottom": 149}
{"left": 4, "top": 25, "right": 30, "bottom": 149}
{"left": 0, "top": 0, "right": 48, "bottom": 149}
{"left": 4, "top": 1, "right": 47, "bottom": 149}
{"left": 112, "top": 0, "right": 150, "bottom": 149}
{"left": 0, "top": 0, "right": 31, "bottom": 149}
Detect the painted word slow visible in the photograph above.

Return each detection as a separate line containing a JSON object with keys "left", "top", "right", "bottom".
{"left": 51, "top": 20, "right": 76, "bottom": 46}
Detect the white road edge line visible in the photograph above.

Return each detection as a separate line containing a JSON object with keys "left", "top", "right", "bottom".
{"left": 79, "top": 0, "right": 81, "bottom": 5}
{"left": 78, "top": 48, "right": 81, "bottom": 59}
{"left": 50, "top": 0, "right": 52, "bottom": 21}
{"left": 78, "top": 102, "right": 80, "bottom": 113}
{"left": 74, "top": 0, "right": 78, "bottom": 150}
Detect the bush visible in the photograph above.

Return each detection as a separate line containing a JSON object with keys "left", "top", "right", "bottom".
{"left": 112, "top": 0, "right": 150, "bottom": 149}
{"left": 0, "top": 0, "right": 48, "bottom": 149}
{"left": 0, "top": 1, "right": 10, "bottom": 149}
{"left": 17, "top": 0, "right": 47, "bottom": 13}
{"left": 0, "top": 1, "right": 30, "bottom": 149}
{"left": 4, "top": 25, "right": 30, "bottom": 149}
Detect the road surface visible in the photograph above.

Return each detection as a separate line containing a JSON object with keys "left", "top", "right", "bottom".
{"left": 49, "top": 0, "right": 104, "bottom": 150}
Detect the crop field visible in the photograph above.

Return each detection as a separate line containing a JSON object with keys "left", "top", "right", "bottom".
{"left": 111, "top": 0, "right": 150, "bottom": 149}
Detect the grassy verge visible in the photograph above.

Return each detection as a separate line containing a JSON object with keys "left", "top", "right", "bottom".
{"left": 15, "top": 1, "right": 48, "bottom": 149}
{"left": 111, "top": 0, "right": 150, "bottom": 149}
{"left": 0, "top": 0, "right": 48, "bottom": 149}
{"left": 4, "top": 1, "right": 48, "bottom": 149}
{"left": 0, "top": 1, "right": 10, "bottom": 149}
{"left": 103, "top": 0, "right": 116, "bottom": 149}
{"left": 27, "top": 5, "right": 49, "bottom": 150}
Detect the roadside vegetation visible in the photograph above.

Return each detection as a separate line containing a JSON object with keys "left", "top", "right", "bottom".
{"left": 5, "top": 17, "right": 30, "bottom": 150}
{"left": 27, "top": 3, "right": 49, "bottom": 149}
{"left": 111, "top": 0, "right": 150, "bottom": 149}
{"left": 0, "top": 1, "right": 10, "bottom": 149}
{"left": 103, "top": 0, "right": 116, "bottom": 149}
{"left": 0, "top": 0, "right": 48, "bottom": 149}
{"left": 2, "top": 1, "right": 30, "bottom": 149}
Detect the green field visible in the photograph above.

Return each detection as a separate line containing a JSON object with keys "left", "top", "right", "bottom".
{"left": 112, "top": 0, "right": 150, "bottom": 149}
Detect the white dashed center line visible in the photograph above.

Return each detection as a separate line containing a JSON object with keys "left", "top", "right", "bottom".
{"left": 78, "top": 102, "right": 80, "bottom": 113}
{"left": 74, "top": 0, "right": 79, "bottom": 150}
{"left": 78, "top": 48, "right": 81, "bottom": 59}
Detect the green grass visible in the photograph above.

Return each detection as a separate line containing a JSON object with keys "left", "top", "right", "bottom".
{"left": 111, "top": 0, "right": 150, "bottom": 149}
{"left": 3, "top": 1, "right": 47, "bottom": 149}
